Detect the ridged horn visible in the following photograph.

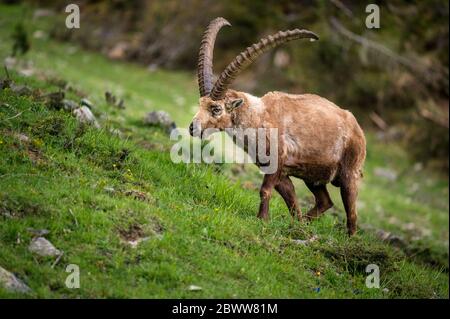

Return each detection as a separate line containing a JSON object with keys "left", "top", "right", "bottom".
{"left": 197, "top": 17, "right": 231, "bottom": 97}
{"left": 210, "top": 29, "right": 319, "bottom": 100}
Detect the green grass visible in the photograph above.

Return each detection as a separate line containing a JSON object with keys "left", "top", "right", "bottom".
{"left": 0, "top": 4, "right": 448, "bottom": 298}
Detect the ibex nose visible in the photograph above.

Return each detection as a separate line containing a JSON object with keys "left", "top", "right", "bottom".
{"left": 189, "top": 122, "right": 194, "bottom": 136}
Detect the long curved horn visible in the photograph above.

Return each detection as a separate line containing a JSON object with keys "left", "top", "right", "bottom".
{"left": 210, "top": 29, "right": 319, "bottom": 100}
{"left": 197, "top": 17, "right": 231, "bottom": 97}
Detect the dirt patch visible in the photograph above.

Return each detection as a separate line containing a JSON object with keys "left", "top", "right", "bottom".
{"left": 0, "top": 196, "right": 46, "bottom": 218}
{"left": 2, "top": 130, "right": 46, "bottom": 165}
{"left": 117, "top": 217, "right": 164, "bottom": 245}
{"left": 149, "top": 216, "right": 165, "bottom": 235}
{"left": 118, "top": 223, "right": 145, "bottom": 242}
{"left": 361, "top": 224, "right": 449, "bottom": 272}
{"left": 25, "top": 146, "right": 45, "bottom": 164}
{"left": 321, "top": 241, "right": 400, "bottom": 275}
{"left": 124, "top": 190, "right": 150, "bottom": 202}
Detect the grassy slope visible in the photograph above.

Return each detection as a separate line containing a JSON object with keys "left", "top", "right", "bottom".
{"left": 0, "top": 4, "right": 448, "bottom": 298}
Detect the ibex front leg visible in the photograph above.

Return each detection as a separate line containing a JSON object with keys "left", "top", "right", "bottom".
{"left": 257, "top": 173, "right": 280, "bottom": 220}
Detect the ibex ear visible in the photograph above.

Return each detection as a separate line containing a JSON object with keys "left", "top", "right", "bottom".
{"left": 228, "top": 98, "right": 243, "bottom": 110}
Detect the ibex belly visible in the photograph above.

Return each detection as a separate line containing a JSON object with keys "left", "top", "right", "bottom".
{"left": 282, "top": 130, "right": 344, "bottom": 184}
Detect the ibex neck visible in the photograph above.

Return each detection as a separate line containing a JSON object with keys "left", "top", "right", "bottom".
{"left": 231, "top": 92, "right": 266, "bottom": 129}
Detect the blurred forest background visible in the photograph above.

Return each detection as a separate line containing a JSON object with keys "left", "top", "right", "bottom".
{"left": 4, "top": 0, "right": 447, "bottom": 170}
{"left": 15, "top": 0, "right": 448, "bottom": 171}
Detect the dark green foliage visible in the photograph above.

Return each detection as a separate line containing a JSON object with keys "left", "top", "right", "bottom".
{"left": 11, "top": 22, "right": 30, "bottom": 56}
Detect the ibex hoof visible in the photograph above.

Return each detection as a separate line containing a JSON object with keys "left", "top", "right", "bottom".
{"left": 257, "top": 213, "right": 269, "bottom": 221}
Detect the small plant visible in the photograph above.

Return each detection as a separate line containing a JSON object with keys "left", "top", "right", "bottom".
{"left": 11, "top": 22, "right": 30, "bottom": 56}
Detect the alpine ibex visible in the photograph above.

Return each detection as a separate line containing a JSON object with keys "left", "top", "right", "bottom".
{"left": 189, "top": 18, "right": 366, "bottom": 235}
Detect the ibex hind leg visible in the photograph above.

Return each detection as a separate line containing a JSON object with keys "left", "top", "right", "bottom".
{"left": 340, "top": 177, "right": 359, "bottom": 236}
{"left": 338, "top": 142, "right": 365, "bottom": 236}
{"left": 304, "top": 182, "right": 333, "bottom": 220}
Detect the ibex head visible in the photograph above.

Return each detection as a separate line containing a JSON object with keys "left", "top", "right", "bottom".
{"left": 189, "top": 17, "right": 319, "bottom": 137}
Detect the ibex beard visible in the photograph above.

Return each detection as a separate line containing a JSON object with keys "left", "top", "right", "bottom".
{"left": 189, "top": 18, "right": 366, "bottom": 236}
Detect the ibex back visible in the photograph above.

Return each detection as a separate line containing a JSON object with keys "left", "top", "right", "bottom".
{"left": 189, "top": 18, "right": 366, "bottom": 236}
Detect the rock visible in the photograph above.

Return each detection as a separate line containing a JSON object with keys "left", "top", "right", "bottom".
{"left": 103, "top": 186, "right": 115, "bottom": 194}
{"left": 127, "top": 237, "right": 150, "bottom": 249}
{"left": 0, "top": 78, "right": 12, "bottom": 90}
{"left": 173, "top": 95, "right": 185, "bottom": 106}
{"left": 62, "top": 99, "right": 79, "bottom": 111}
{"left": 32, "top": 30, "right": 47, "bottom": 39}
{"left": 14, "top": 133, "right": 30, "bottom": 143}
{"left": 4, "top": 57, "right": 16, "bottom": 69}
{"left": 273, "top": 50, "right": 290, "bottom": 68}
{"left": 10, "top": 84, "right": 32, "bottom": 96}
{"left": 44, "top": 91, "right": 65, "bottom": 109}
{"left": 73, "top": 106, "right": 100, "bottom": 128}
{"left": 291, "top": 235, "right": 319, "bottom": 246}
{"left": 18, "top": 67, "right": 34, "bottom": 77}
{"left": 375, "top": 229, "right": 406, "bottom": 247}
{"left": 107, "top": 42, "right": 129, "bottom": 60}
{"left": 28, "top": 237, "right": 61, "bottom": 257}
{"left": 80, "top": 98, "right": 94, "bottom": 109}
{"left": 187, "top": 285, "right": 202, "bottom": 291}
{"left": 147, "top": 64, "right": 158, "bottom": 72}
{"left": 374, "top": 167, "right": 398, "bottom": 181}
{"left": 0, "top": 266, "right": 31, "bottom": 294}
{"left": 143, "top": 111, "right": 176, "bottom": 133}
{"left": 413, "top": 162, "right": 423, "bottom": 172}
{"left": 105, "top": 91, "right": 115, "bottom": 104}
{"left": 116, "top": 98, "right": 125, "bottom": 109}
{"left": 375, "top": 126, "right": 403, "bottom": 142}
{"left": 124, "top": 190, "right": 148, "bottom": 202}
{"left": 105, "top": 91, "right": 125, "bottom": 109}
{"left": 33, "top": 8, "right": 54, "bottom": 18}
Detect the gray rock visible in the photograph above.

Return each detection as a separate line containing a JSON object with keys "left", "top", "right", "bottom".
{"left": 33, "top": 8, "right": 55, "bottom": 18}
{"left": 44, "top": 91, "right": 65, "bottom": 109}
{"left": 127, "top": 237, "right": 151, "bottom": 249}
{"left": 374, "top": 167, "right": 398, "bottom": 181}
{"left": 10, "top": 84, "right": 32, "bottom": 96}
{"left": 3, "top": 57, "right": 16, "bottom": 70}
{"left": 116, "top": 98, "right": 125, "bottom": 109}
{"left": 143, "top": 111, "right": 176, "bottom": 133}
{"left": 105, "top": 91, "right": 115, "bottom": 105}
{"left": 80, "top": 98, "right": 94, "bottom": 109}
{"left": 105, "top": 91, "right": 125, "bottom": 109}
{"left": 291, "top": 235, "right": 319, "bottom": 246}
{"left": 62, "top": 99, "right": 79, "bottom": 111}
{"left": 73, "top": 106, "right": 100, "bottom": 128}
{"left": 375, "top": 229, "right": 406, "bottom": 247}
{"left": 103, "top": 186, "right": 115, "bottom": 194}
{"left": 0, "top": 78, "right": 12, "bottom": 90}
{"left": 14, "top": 133, "right": 30, "bottom": 143}
{"left": 33, "top": 30, "right": 47, "bottom": 39}
{"left": 0, "top": 265, "right": 31, "bottom": 294}
{"left": 28, "top": 237, "right": 61, "bottom": 257}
